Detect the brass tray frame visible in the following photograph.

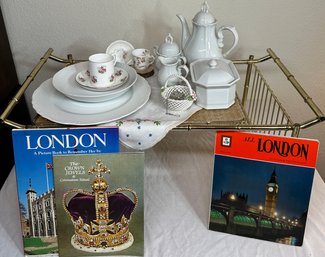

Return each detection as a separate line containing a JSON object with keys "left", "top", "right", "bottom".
{"left": 1, "top": 48, "right": 324, "bottom": 137}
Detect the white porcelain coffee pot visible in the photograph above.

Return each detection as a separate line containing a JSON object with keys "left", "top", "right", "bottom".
{"left": 177, "top": 1, "right": 239, "bottom": 64}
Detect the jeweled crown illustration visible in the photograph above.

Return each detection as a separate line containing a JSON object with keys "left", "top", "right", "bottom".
{"left": 63, "top": 159, "right": 138, "bottom": 253}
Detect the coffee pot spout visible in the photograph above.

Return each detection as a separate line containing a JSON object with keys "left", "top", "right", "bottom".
{"left": 176, "top": 14, "right": 191, "bottom": 51}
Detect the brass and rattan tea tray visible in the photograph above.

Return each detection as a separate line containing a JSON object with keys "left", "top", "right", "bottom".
{"left": 1, "top": 48, "right": 324, "bottom": 137}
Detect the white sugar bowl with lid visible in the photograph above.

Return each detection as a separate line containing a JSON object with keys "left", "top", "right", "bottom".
{"left": 154, "top": 33, "right": 186, "bottom": 69}
{"left": 190, "top": 58, "right": 240, "bottom": 109}
{"left": 155, "top": 33, "right": 181, "bottom": 57}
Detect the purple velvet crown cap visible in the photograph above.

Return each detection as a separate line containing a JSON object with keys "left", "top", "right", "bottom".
{"left": 66, "top": 192, "right": 135, "bottom": 224}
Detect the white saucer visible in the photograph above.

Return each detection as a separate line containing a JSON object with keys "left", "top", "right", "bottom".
{"left": 106, "top": 40, "right": 134, "bottom": 65}
{"left": 32, "top": 76, "right": 151, "bottom": 125}
{"left": 76, "top": 67, "right": 128, "bottom": 92}
{"left": 52, "top": 62, "right": 137, "bottom": 103}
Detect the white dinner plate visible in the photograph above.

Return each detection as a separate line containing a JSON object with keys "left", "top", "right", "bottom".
{"left": 55, "top": 87, "right": 132, "bottom": 115}
{"left": 32, "top": 76, "right": 151, "bottom": 125}
{"left": 52, "top": 62, "right": 137, "bottom": 103}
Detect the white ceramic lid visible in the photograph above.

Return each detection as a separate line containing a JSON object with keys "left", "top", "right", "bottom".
{"left": 192, "top": 1, "right": 216, "bottom": 25}
{"left": 157, "top": 33, "right": 180, "bottom": 57}
{"left": 190, "top": 58, "right": 240, "bottom": 87}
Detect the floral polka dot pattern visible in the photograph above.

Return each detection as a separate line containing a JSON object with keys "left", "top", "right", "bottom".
{"left": 105, "top": 75, "right": 201, "bottom": 150}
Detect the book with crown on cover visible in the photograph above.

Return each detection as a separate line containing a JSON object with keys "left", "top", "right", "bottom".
{"left": 52, "top": 152, "right": 144, "bottom": 257}
{"left": 209, "top": 131, "right": 319, "bottom": 246}
{"left": 11, "top": 127, "right": 119, "bottom": 256}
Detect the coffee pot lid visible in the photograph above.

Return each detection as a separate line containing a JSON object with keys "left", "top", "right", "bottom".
{"left": 192, "top": 1, "right": 216, "bottom": 25}
{"left": 158, "top": 33, "right": 180, "bottom": 57}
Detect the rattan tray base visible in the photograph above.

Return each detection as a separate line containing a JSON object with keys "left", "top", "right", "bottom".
{"left": 33, "top": 97, "right": 247, "bottom": 129}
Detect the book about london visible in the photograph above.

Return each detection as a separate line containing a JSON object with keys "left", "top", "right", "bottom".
{"left": 52, "top": 152, "right": 144, "bottom": 257}
{"left": 209, "top": 131, "right": 319, "bottom": 246}
{"left": 11, "top": 127, "right": 119, "bottom": 256}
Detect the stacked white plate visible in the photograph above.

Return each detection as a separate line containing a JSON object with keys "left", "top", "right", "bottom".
{"left": 32, "top": 62, "right": 151, "bottom": 125}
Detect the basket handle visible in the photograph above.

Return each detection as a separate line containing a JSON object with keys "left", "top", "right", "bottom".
{"left": 163, "top": 74, "right": 196, "bottom": 97}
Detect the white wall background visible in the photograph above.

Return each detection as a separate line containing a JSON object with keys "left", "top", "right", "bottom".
{"left": 1, "top": 0, "right": 325, "bottom": 180}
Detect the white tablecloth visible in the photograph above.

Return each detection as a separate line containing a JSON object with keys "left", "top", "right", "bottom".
{"left": 106, "top": 74, "right": 201, "bottom": 150}
{"left": 1, "top": 131, "right": 325, "bottom": 257}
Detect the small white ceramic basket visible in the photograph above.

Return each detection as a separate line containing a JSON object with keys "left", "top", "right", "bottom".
{"left": 161, "top": 74, "right": 197, "bottom": 112}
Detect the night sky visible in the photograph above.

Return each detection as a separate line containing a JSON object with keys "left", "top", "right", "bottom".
{"left": 212, "top": 155, "right": 315, "bottom": 219}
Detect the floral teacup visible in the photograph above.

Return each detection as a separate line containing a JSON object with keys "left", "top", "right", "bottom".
{"left": 88, "top": 53, "right": 116, "bottom": 87}
{"left": 131, "top": 48, "right": 155, "bottom": 71}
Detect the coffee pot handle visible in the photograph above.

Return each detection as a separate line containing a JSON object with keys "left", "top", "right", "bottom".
{"left": 217, "top": 26, "right": 239, "bottom": 58}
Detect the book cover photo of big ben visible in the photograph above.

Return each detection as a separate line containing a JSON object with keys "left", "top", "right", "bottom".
{"left": 209, "top": 131, "right": 319, "bottom": 246}
{"left": 53, "top": 152, "right": 144, "bottom": 257}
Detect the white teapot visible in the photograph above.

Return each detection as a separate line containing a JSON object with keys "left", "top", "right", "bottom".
{"left": 177, "top": 1, "right": 239, "bottom": 64}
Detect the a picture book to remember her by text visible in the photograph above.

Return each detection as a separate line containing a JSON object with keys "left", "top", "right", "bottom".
{"left": 52, "top": 152, "right": 144, "bottom": 257}
{"left": 11, "top": 127, "right": 119, "bottom": 256}
{"left": 209, "top": 131, "right": 319, "bottom": 246}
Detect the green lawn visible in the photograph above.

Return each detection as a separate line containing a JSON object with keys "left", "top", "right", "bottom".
{"left": 25, "top": 247, "right": 58, "bottom": 255}
{"left": 23, "top": 237, "right": 58, "bottom": 254}
{"left": 23, "top": 237, "right": 50, "bottom": 247}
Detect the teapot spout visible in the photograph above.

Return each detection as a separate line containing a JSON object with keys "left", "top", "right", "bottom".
{"left": 176, "top": 14, "right": 190, "bottom": 51}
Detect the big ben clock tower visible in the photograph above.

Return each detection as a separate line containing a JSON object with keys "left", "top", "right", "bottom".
{"left": 264, "top": 169, "right": 279, "bottom": 217}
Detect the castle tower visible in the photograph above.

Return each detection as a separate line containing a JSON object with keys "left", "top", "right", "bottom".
{"left": 26, "top": 179, "right": 37, "bottom": 236}
{"left": 264, "top": 169, "right": 279, "bottom": 217}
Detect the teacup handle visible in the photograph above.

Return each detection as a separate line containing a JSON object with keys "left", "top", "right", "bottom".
{"left": 217, "top": 26, "right": 239, "bottom": 58}
{"left": 153, "top": 45, "right": 159, "bottom": 56}
{"left": 149, "top": 55, "right": 155, "bottom": 65}
{"left": 112, "top": 54, "right": 117, "bottom": 66}
{"left": 177, "top": 64, "right": 189, "bottom": 78}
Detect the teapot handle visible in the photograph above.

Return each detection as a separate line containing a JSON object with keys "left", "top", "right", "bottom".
{"left": 217, "top": 26, "right": 239, "bottom": 58}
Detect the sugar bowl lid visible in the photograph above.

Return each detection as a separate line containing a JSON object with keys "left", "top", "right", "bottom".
{"left": 190, "top": 58, "right": 240, "bottom": 87}
{"left": 157, "top": 33, "right": 181, "bottom": 57}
